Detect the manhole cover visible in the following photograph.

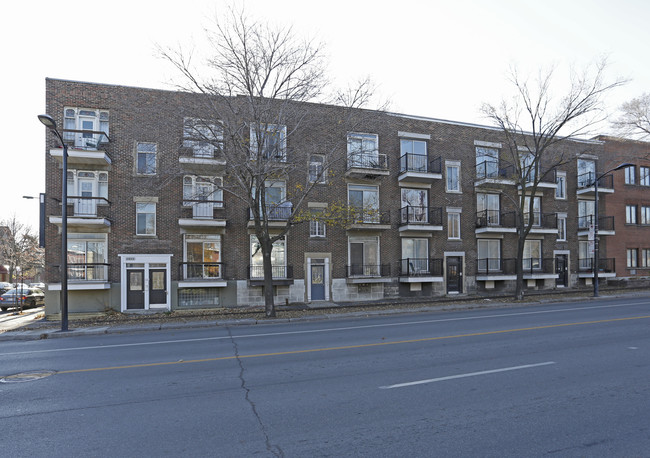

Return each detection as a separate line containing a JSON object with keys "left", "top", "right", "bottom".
{"left": 0, "top": 370, "right": 56, "bottom": 383}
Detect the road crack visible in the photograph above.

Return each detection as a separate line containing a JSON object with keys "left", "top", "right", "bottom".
{"left": 227, "top": 326, "right": 284, "bottom": 457}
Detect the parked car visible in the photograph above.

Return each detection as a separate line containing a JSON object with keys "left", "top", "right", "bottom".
{"left": 30, "top": 282, "right": 46, "bottom": 289}
{"left": 0, "top": 282, "right": 12, "bottom": 294}
{"left": 0, "top": 287, "right": 45, "bottom": 311}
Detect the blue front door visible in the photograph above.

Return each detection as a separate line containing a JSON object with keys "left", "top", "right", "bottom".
{"left": 311, "top": 265, "right": 325, "bottom": 301}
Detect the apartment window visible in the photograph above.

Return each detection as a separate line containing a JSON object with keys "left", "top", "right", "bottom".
{"left": 309, "top": 155, "right": 326, "bottom": 183}
{"left": 476, "top": 146, "right": 499, "bottom": 179}
{"left": 348, "top": 133, "right": 379, "bottom": 168}
{"left": 627, "top": 249, "right": 638, "bottom": 268}
{"left": 66, "top": 170, "right": 108, "bottom": 216}
{"left": 477, "top": 193, "right": 500, "bottom": 225}
{"left": 349, "top": 184, "right": 379, "bottom": 223}
{"left": 577, "top": 159, "right": 595, "bottom": 188}
{"left": 626, "top": 205, "right": 637, "bottom": 224}
{"left": 447, "top": 212, "right": 461, "bottom": 240}
{"left": 641, "top": 206, "right": 650, "bottom": 225}
{"left": 524, "top": 196, "right": 541, "bottom": 226}
{"left": 477, "top": 239, "right": 500, "bottom": 271}
{"left": 63, "top": 107, "right": 109, "bottom": 149}
{"left": 523, "top": 240, "right": 542, "bottom": 270}
{"left": 252, "top": 181, "right": 289, "bottom": 220}
{"left": 401, "top": 238, "right": 429, "bottom": 274}
{"left": 520, "top": 152, "right": 536, "bottom": 182}
{"left": 183, "top": 176, "right": 223, "bottom": 218}
{"left": 250, "top": 235, "right": 286, "bottom": 278}
{"left": 250, "top": 124, "right": 287, "bottom": 161}
{"left": 578, "top": 241, "right": 591, "bottom": 270}
{"left": 556, "top": 172, "right": 566, "bottom": 199}
{"left": 67, "top": 233, "right": 107, "bottom": 281}
{"left": 624, "top": 165, "right": 636, "bottom": 184}
{"left": 578, "top": 200, "right": 595, "bottom": 229}
{"left": 557, "top": 216, "right": 567, "bottom": 241}
{"left": 136, "top": 142, "right": 157, "bottom": 175}
{"left": 185, "top": 234, "right": 221, "bottom": 279}
{"left": 640, "top": 166, "right": 649, "bottom": 186}
{"left": 309, "top": 211, "right": 326, "bottom": 238}
{"left": 136, "top": 202, "right": 156, "bottom": 235}
{"left": 348, "top": 236, "right": 380, "bottom": 276}
{"left": 183, "top": 118, "right": 223, "bottom": 158}
{"left": 641, "top": 249, "right": 650, "bottom": 268}
{"left": 401, "top": 188, "right": 428, "bottom": 223}
{"left": 446, "top": 161, "right": 461, "bottom": 192}
{"left": 400, "top": 139, "right": 427, "bottom": 172}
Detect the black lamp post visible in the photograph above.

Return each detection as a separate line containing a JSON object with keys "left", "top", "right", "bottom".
{"left": 592, "top": 162, "right": 634, "bottom": 297}
{"left": 38, "top": 114, "right": 69, "bottom": 331}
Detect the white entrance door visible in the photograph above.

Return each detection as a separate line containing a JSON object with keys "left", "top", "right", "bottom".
{"left": 119, "top": 254, "right": 172, "bottom": 311}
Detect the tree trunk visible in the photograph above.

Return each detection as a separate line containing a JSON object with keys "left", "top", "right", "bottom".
{"left": 262, "top": 241, "right": 276, "bottom": 317}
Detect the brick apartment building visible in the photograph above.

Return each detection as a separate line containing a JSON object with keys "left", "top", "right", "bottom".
{"left": 42, "top": 78, "right": 631, "bottom": 317}
{"left": 597, "top": 136, "right": 650, "bottom": 285}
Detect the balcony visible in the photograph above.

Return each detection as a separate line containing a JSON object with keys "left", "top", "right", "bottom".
{"left": 248, "top": 265, "right": 294, "bottom": 286}
{"left": 475, "top": 161, "right": 516, "bottom": 187}
{"left": 520, "top": 168, "right": 558, "bottom": 189}
{"left": 577, "top": 215, "right": 615, "bottom": 236}
{"left": 178, "top": 262, "right": 227, "bottom": 288}
{"left": 50, "top": 130, "right": 111, "bottom": 167}
{"left": 49, "top": 196, "right": 111, "bottom": 229}
{"left": 398, "top": 258, "right": 443, "bottom": 283}
{"left": 399, "top": 206, "right": 443, "bottom": 233}
{"left": 475, "top": 210, "right": 517, "bottom": 234}
{"left": 398, "top": 155, "right": 442, "bottom": 183}
{"left": 527, "top": 212, "right": 559, "bottom": 234}
{"left": 522, "top": 258, "right": 558, "bottom": 280}
{"left": 179, "top": 147, "right": 226, "bottom": 171}
{"left": 49, "top": 263, "right": 110, "bottom": 290}
{"left": 179, "top": 199, "right": 226, "bottom": 228}
{"left": 347, "top": 209, "right": 391, "bottom": 230}
{"left": 576, "top": 172, "right": 614, "bottom": 196}
{"left": 247, "top": 204, "right": 292, "bottom": 228}
{"left": 345, "top": 153, "right": 389, "bottom": 178}
{"left": 578, "top": 258, "right": 616, "bottom": 278}
{"left": 345, "top": 264, "right": 392, "bottom": 283}
{"left": 476, "top": 258, "right": 517, "bottom": 281}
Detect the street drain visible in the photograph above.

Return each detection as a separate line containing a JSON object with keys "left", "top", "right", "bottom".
{"left": 0, "top": 370, "right": 56, "bottom": 383}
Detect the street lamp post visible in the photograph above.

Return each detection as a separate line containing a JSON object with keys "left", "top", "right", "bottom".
{"left": 38, "top": 114, "right": 69, "bottom": 332}
{"left": 592, "top": 162, "right": 634, "bottom": 297}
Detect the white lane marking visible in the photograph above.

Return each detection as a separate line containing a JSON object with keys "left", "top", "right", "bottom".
{"left": 0, "top": 300, "right": 647, "bottom": 357}
{"left": 380, "top": 361, "right": 557, "bottom": 389}
{"left": 628, "top": 347, "right": 639, "bottom": 350}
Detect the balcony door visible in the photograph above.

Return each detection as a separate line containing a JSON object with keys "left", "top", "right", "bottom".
{"left": 349, "top": 237, "right": 379, "bottom": 276}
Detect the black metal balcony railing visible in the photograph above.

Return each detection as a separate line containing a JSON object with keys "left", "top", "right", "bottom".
{"left": 179, "top": 262, "right": 224, "bottom": 280}
{"left": 476, "top": 161, "right": 515, "bottom": 180}
{"left": 183, "top": 199, "right": 224, "bottom": 218}
{"left": 522, "top": 257, "right": 555, "bottom": 275}
{"left": 62, "top": 129, "right": 110, "bottom": 150}
{"left": 347, "top": 153, "right": 389, "bottom": 171}
{"left": 398, "top": 258, "right": 443, "bottom": 277}
{"left": 349, "top": 208, "right": 391, "bottom": 225}
{"left": 477, "top": 258, "right": 516, "bottom": 275}
{"left": 578, "top": 258, "right": 615, "bottom": 273}
{"left": 66, "top": 263, "right": 110, "bottom": 281}
{"left": 577, "top": 172, "right": 614, "bottom": 190}
{"left": 475, "top": 210, "right": 517, "bottom": 229}
{"left": 399, "top": 206, "right": 443, "bottom": 226}
{"left": 524, "top": 212, "right": 558, "bottom": 229}
{"left": 399, "top": 154, "right": 442, "bottom": 174}
{"left": 248, "top": 265, "right": 293, "bottom": 279}
{"left": 539, "top": 168, "right": 557, "bottom": 184}
{"left": 577, "top": 215, "right": 615, "bottom": 232}
{"left": 66, "top": 196, "right": 110, "bottom": 217}
{"left": 248, "top": 205, "right": 292, "bottom": 221}
{"left": 346, "top": 264, "right": 391, "bottom": 278}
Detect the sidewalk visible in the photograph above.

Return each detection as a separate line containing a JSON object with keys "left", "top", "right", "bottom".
{"left": 1, "top": 289, "right": 647, "bottom": 342}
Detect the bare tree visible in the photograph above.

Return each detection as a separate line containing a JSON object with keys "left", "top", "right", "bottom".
{"left": 613, "top": 93, "right": 650, "bottom": 140}
{"left": 0, "top": 216, "right": 44, "bottom": 287}
{"left": 481, "top": 60, "right": 625, "bottom": 300}
{"left": 159, "top": 7, "right": 375, "bottom": 316}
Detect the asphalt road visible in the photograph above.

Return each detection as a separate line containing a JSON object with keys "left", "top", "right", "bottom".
{"left": 1, "top": 295, "right": 649, "bottom": 457}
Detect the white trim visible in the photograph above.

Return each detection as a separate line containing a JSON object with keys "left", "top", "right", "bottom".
{"left": 48, "top": 282, "right": 110, "bottom": 291}
{"left": 397, "top": 131, "right": 431, "bottom": 140}
{"left": 178, "top": 281, "right": 227, "bottom": 288}
{"left": 474, "top": 140, "right": 502, "bottom": 148}
{"left": 119, "top": 253, "right": 172, "bottom": 312}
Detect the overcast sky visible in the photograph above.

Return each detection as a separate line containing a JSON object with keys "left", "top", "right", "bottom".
{"left": 2, "top": 0, "right": 649, "bottom": 230}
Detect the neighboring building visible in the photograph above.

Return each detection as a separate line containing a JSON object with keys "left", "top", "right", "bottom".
{"left": 43, "top": 78, "right": 626, "bottom": 317}
{"left": 597, "top": 136, "right": 650, "bottom": 285}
